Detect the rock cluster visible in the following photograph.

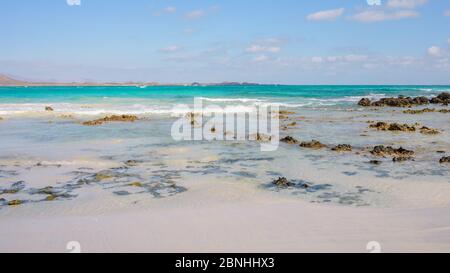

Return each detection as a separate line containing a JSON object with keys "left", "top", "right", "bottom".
{"left": 370, "top": 145, "right": 414, "bottom": 157}
{"left": 403, "top": 108, "right": 450, "bottom": 114}
{"left": 299, "top": 140, "right": 326, "bottom": 149}
{"left": 369, "top": 122, "right": 416, "bottom": 132}
{"left": 440, "top": 157, "right": 450, "bottom": 164}
{"left": 369, "top": 122, "right": 440, "bottom": 135}
{"left": 331, "top": 144, "right": 352, "bottom": 152}
{"left": 272, "top": 177, "right": 294, "bottom": 188}
{"left": 82, "top": 115, "right": 138, "bottom": 126}
{"left": 358, "top": 92, "right": 450, "bottom": 107}
{"left": 280, "top": 136, "right": 299, "bottom": 144}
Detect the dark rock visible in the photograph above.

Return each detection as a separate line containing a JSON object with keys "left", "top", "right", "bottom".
{"left": 45, "top": 106, "right": 54, "bottom": 111}
{"left": 358, "top": 93, "right": 449, "bottom": 107}
{"left": 7, "top": 200, "right": 22, "bottom": 206}
{"left": 299, "top": 140, "right": 326, "bottom": 149}
{"left": 370, "top": 145, "right": 414, "bottom": 157}
{"left": 369, "top": 160, "right": 382, "bottom": 165}
{"left": 419, "top": 126, "right": 440, "bottom": 135}
{"left": 358, "top": 98, "right": 371, "bottom": 107}
{"left": 331, "top": 144, "right": 352, "bottom": 152}
{"left": 412, "top": 96, "right": 429, "bottom": 105}
{"left": 369, "top": 122, "right": 416, "bottom": 132}
{"left": 113, "top": 191, "right": 130, "bottom": 196}
{"left": 125, "top": 160, "right": 139, "bottom": 167}
{"left": 403, "top": 108, "right": 435, "bottom": 114}
{"left": 393, "top": 156, "right": 414, "bottom": 162}
{"left": 272, "top": 177, "right": 294, "bottom": 188}
{"left": 280, "top": 136, "right": 299, "bottom": 144}
{"left": 440, "top": 157, "right": 450, "bottom": 164}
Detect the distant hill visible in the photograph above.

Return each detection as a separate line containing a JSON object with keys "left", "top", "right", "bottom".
{"left": 0, "top": 74, "right": 267, "bottom": 87}
{"left": 0, "top": 74, "right": 29, "bottom": 86}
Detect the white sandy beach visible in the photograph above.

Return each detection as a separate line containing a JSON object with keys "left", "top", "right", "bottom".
{"left": 1, "top": 178, "right": 450, "bottom": 253}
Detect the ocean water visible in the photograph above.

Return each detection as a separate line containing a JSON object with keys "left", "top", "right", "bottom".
{"left": 0, "top": 85, "right": 449, "bottom": 210}
{"left": 0, "top": 85, "right": 449, "bottom": 116}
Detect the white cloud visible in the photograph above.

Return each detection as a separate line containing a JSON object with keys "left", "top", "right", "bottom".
{"left": 164, "top": 6, "right": 176, "bottom": 13}
{"left": 66, "top": 0, "right": 80, "bottom": 6}
{"left": 306, "top": 8, "right": 344, "bottom": 21}
{"left": 185, "top": 10, "right": 205, "bottom": 20}
{"left": 159, "top": 46, "right": 181, "bottom": 53}
{"left": 428, "top": 46, "right": 442, "bottom": 57}
{"left": 387, "top": 0, "right": 428, "bottom": 9}
{"left": 352, "top": 10, "right": 419, "bottom": 23}
{"left": 445, "top": 10, "right": 450, "bottom": 17}
{"left": 246, "top": 45, "right": 281, "bottom": 53}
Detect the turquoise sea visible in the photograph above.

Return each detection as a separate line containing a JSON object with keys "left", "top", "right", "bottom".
{"left": 0, "top": 85, "right": 449, "bottom": 116}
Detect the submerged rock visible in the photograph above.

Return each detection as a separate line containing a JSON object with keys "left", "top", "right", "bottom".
{"left": 286, "top": 122, "right": 297, "bottom": 127}
{"left": 280, "top": 136, "right": 299, "bottom": 144}
{"left": 370, "top": 145, "right": 414, "bottom": 157}
{"left": 369, "top": 160, "right": 382, "bottom": 165}
{"left": 439, "top": 109, "right": 450, "bottom": 113}
{"left": 299, "top": 140, "right": 326, "bottom": 149}
{"left": 331, "top": 144, "right": 352, "bottom": 152}
{"left": 369, "top": 122, "right": 416, "bottom": 132}
{"left": 440, "top": 156, "right": 450, "bottom": 164}
{"left": 125, "top": 160, "right": 139, "bottom": 167}
{"left": 7, "top": 200, "right": 22, "bottom": 206}
{"left": 278, "top": 110, "right": 296, "bottom": 115}
{"left": 403, "top": 108, "right": 435, "bottom": 114}
{"left": 0, "top": 181, "right": 26, "bottom": 194}
{"left": 129, "top": 182, "right": 143, "bottom": 187}
{"left": 393, "top": 156, "right": 414, "bottom": 162}
{"left": 82, "top": 115, "right": 138, "bottom": 126}
{"left": 251, "top": 133, "right": 272, "bottom": 142}
{"left": 45, "top": 106, "right": 54, "bottom": 111}
{"left": 94, "top": 172, "right": 113, "bottom": 181}
{"left": 272, "top": 177, "right": 294, "bottom": 188}
{"left": 419, "top": 126, "right": 440, "bottom": 135}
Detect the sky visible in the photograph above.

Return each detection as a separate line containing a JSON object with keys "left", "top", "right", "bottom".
{"left": 1, "top": 0, "right": 450, "bottom": 84}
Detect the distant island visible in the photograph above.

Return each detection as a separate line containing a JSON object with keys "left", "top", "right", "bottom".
{"left": 0, "top": 74, "right": 264, "bottom": 87}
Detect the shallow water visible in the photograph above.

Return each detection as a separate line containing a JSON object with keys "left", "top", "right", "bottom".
{"left": 0, "top": 86, "right": 449, "bottom": 212}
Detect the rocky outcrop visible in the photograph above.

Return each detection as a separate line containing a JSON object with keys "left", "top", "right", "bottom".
{"left": 392, "top": 156, "right": 414, "bottom": 162}
{"left": 403, "top": 108, "right": 436, "bottom": 114}
{"left": 430, "top": 92, "right": 450, "bottom": 105}
{"left": 358, "top": 92, "right": 450, "bottom": 107}
{"left": 419, "top": 126, "right": 440, "bottom": 135}
{"left": 299, "top": 140, "right": 326, "bottom": 149}
{"left": 82, "top": 115, "right": 138, "bottom": 126}
{"left": 369, "top": 122, "right": 440, "bottom": 134}
{"left": 439, "top": 156, "right": 450, "bottom": 164}
{"left": 358, "top": 98, "right": 371, "bottom": 107}
{"left": 272, "top": 177, "right": 294, "bottom": 188}
{"left": 370, "top": 145, "right": 414, "bottom": 157}
{"left": 369, "top": 122, "right": 416, "bottom": 132}
{"left": 7, "top": 200, "right": 22, "bottom": 206}
{"left": 280, "top": 136, "right": 299, "bottom": 144}
{"left": 331, "top": 144, "right": 352, "bottom": 152}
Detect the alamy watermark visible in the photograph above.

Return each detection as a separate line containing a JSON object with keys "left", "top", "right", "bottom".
{"left": 170, "top": 98, "right": 280, "bottom": 152}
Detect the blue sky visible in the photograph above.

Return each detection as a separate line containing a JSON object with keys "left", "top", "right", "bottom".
{"left": 1, "top": 0, "right": 450, "bottom": 84}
